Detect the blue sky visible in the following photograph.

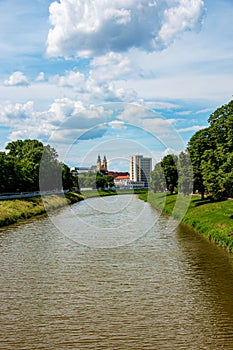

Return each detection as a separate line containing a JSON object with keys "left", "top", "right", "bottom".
{"left": 0, "top": 0, "right": 232, "bottom": 171}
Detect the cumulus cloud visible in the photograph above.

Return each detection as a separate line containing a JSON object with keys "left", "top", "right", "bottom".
{"left": 158, "top": 0, "right": 205, "bottom": 44}
{"left": 1, "top": 98, "right": 187, "bottom": 156}
{"left": 4, "top": 71, "right": 29, "bottom": 86}
{"left": 90, "top": 52, "right": 133, "bottom": 82}
{"left": 0, "top": 98, "right": 114, "bottom": 143}
{"left": 46, "top": 0, "right": 205, "bottom": 57}
{"left": 0, "top": 100, "right": 56, "bottom": 140}
{"left": 49, "top": 66, "right": 138, "bottom": 103}
{"left": 56, "top": 71, "right": 86, "bottom": 90}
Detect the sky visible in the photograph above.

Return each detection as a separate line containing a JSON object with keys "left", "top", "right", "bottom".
{"left": 0, "top": 0, "right": 232, "bottom": 171}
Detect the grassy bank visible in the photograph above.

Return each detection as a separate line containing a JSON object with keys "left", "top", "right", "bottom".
{"left": 139, "top": 191, "right": 233, "bottom": 251}
{"left": 81, "top": 188, "right": 147, "bottom": 198}
{"left": 0, "top": 192, "right": 84, "bottom": 228}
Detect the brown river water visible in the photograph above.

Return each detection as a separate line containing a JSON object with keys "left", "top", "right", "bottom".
{"left": 1, "top": 194, "right": 233, "bottom": 349}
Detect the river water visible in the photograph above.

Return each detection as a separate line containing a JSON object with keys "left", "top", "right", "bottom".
{"left": 1, "top": 194, "right": 233, "bottom": 349}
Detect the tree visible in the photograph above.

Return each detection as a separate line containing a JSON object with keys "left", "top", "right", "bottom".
{"left": 187, "top": 128, "right": 213, "bottom": 199}
{"left": 96, "top": 172, "right": 107, "bottom": 189}
{"left": 161, "top": 154, "right": 178, "bottom": 194}
{"left": 62, "top": 164, "right": 73, "bottom": 190}
{"left": 187, "top": 99, "right": 233, "bottom": 200}
{"left": 106, "top": 175, "right": 114, "bottom": 188}
{"left": 150, "top": 163, "right": 166, "bottom": 192}
{"left": 177, "top": 151, "right": 193, "bottom": 195}
{"left": 78, "top": 171, "right": 97, "bottom": 189}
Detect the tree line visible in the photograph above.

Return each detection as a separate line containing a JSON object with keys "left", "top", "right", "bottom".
{"left": 78, "top": 171, "right": 114, "bottom": 189}
{"left": 0, "top": 139, "right": 77, "bottom": 193}
{"left": 0, "top": 139, "right": 115, "bottom": 194}
{"left": 151, "top": 99, "right": 233, "bottom": 200}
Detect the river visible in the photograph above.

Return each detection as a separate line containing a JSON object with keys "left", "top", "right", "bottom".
{"left": 1, "top": 194, "right": 233, "bottom": 349}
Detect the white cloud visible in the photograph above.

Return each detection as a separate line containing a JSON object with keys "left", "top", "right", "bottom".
{"left": 178, "top": 125, "right": 207, "bottom": 132}
{"left": 176, "top": 110, "right": 192, "bottom": 115}
{"left": 145, "top": 101, "right": 180, "bottom": 110}
{"left": 195, "top": 107, "right": 213, "bottom": 114}
{"left": 46, "top": 59, "right": 137, "bottom": 103}
{"left": 0, "top": 98, "right": 114, "bottom": 143}
{"left": 46, "top": 0, "right": 205, "bottom": 57}
{"left": 36, "top": 72, "right": 45, "bottom": 81}
{"left": 56, "top": 71, "right": 86, "bottom": 90}
{"left": 48, "top": 98, "right": 85, "bottom": 122}
{"left": 0, "top": 100, "right": 57, "bottom": 141}
{"left": 4, "top": 71, "right": 29, "bottom": 86}
{"left": 108, "top": 120, "right": 126, "bottom": 130}
{"left": 158, "top": 0, "right": 205, "bottom": 45}
{"left": 90, "top": 52, "right": 133, "bottom": 82}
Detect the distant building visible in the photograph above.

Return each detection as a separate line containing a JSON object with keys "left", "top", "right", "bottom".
{"left": 96, "top": 155, "right": 108, "bottom": 173}
{"left": 108, "top": 171, "right": 129, "bottom": 178}
{"left": 130, "top": 155, "right": 152, "bottom": 188}
{"left": 114, "top": 175, "right": 130, "bottom": 189}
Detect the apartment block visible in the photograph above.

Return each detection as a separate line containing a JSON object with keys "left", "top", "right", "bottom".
{"left": 130, "top": 155, "right": 152, "bottom": 187}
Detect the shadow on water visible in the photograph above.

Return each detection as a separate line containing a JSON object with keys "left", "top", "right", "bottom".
{"left": 176, "top": 223, "right": 233, "bottom": 315}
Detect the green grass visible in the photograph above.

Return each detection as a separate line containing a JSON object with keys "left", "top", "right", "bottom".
{"left": 139, "top": 191, "right": 233, "bottom": 252}
{"left": 0, "top": 192, "right": 84, "bottom": 228}
{"left": 81, "top": 189, "right": 117, "bottom": 198}
{"left": 81, "top": 188, "right": 147, "bottom": 199}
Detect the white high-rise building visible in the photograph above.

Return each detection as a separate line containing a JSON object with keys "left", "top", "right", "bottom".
{"left": 130, "top": 155, "right": 152, "bottom": 187}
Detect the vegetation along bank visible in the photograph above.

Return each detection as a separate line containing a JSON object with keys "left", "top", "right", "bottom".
{"left": 146, "top": 99, "right": 233, "bottom": 252}
{"left": 0, "top": 192, "right": 84, "bottom": 228}
{"left": 139, "top": 191, "right": 233, "bottom": 252}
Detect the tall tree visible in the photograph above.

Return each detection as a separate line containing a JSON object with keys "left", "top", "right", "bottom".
{"left": 160, "top": 154, "right": 178, "bottom": 194}
{"left": 177, "top": 151, "right": 193, "bottom": 195}
{"left": 187, "top": 128, "right": 212, "bottom": 199}
{"left": 2, "top": 139, "right": 75, "bottom": 193}
{"left": 150, "top": 163, "right": 166, "bottom": 192}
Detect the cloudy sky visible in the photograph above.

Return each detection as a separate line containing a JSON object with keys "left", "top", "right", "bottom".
{"left": 0, "top": 0, "right": 232, "bottom": 170}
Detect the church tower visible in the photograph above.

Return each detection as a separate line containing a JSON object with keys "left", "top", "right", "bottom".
{"left": 96, "top": 155, "right": 101, "bottom": 171}
{"left": 102, "top": 155, "right": 107, "bottom": 171}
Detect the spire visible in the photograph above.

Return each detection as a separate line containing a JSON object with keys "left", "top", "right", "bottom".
{"left": 97, "top": 154, "right": 101, "bottom": 162}
{"left": 102, "top": 155, "right": 107, "bottom": 171}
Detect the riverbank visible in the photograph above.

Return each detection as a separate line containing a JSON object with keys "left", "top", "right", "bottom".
{"left": 0, "top": 189, "right": 147, "bottom": 228}
{"left": 0, "top": 192, "right": 84, "bottom": 228}
{"left": 139, "top": 192, "right": 233, "bottom": 252}
{"left": 81, "top": 188, "right": 146, "bottom": 198}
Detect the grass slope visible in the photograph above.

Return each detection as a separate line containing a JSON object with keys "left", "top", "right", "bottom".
{"left": 81, "top": 188, "right": 147, "bottom": 198}
{"left": 0, "top": 192, "right": 84, "bottom": 228}
{"left": 139, "top": 192, "right": 233, "bottom": 251}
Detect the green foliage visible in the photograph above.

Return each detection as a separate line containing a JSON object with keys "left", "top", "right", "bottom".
{"left": 177, "top": 151, "right": 193, "bottom": 195}
{"left": 77, "top": 171, "right": 114, "bottom": 189}
{"left": 150, "top": 163, "right": 166, "bottom": 192}
{"left": 151, "top": 154, "right": 178, "bottom": 194}
{"left": 78, "top": 171, "right": 96, "bottom": 188}
{"left": 161, "top": 154, "right": 178, "bottom": 194}
{"left": 187, "top": 99, "right": 233, "bottom": 200}
{"left": 0, "top": 139, "right": 77, "bottom": 193}
{"left": 187, "top": 128, "right": 212, "bottom": 198}
{"left": 151, "top": 98, "right": 233, "bottom": 200}
{"left": 151, "top": 152, "right": 193, "bottom": 196}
